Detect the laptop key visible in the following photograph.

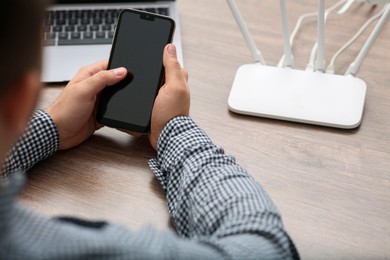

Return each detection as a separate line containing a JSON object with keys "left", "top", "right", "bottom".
{"left": 90, "top": 25, "right": 99, "bottom": 31}
{"left": 112, "top": 10, "right": 119, "bottom": 17}
{"left": 81, "top": 18, "right": 90, "bottom": 25}
{"left": 78, "top": 25, "right": 87, "bottom": 31}
{"left": 58, "top": 38, "right": 112, "bottom": 45}
{"left": 84, "top": 31, "right": 93, "bottom": 39}
{"left": 70, "top": 10, "right": 80, "bottom": 18}
{"left": 58, "top": 32, "right": 68, "bottom": 40}
{"left": 102, "top": 24, "right": 111, "bottom": 31}
{"left": 145, "top": 8, "right": 156, "bottom": 13}
{"left": 53, "top": 25, "right": 62, "bottom": 32}
{"left": 65, "top": 25, "right": 75, "bottom": 32}
{"left": 71, "top": 32, "right": 81, "bottom": 39}
{"left": 96, "top": 31, "right": 105, "bottom": 38}
{"left": 55, "top": 11, "right": 65, "bottom": 18}
{"left": 93, "top": 17, "right": 102, "bottom": 24}
{"left": 69, "top": 18, "right": 78, "bottom": 25}
{"left": 106, "top": 17, "right": 114, "bottom": 24}
{"left": 91, "top": 9, "right": 103, "bottom": 17}
{"left": 56, "top": 19, "right": 66, "bottom": 25}
{"left": 158, "top": 8, "right": 169, "bottom": 16}
{"left": 81, "top": 10, "right": 91, "bottom": 17}
{"left": 64, "top": 12, "right": 71, "bottom": 19}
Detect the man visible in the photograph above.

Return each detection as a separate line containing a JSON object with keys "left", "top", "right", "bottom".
{"left": 0, "top": 0, "right": 299, "bottom": 259}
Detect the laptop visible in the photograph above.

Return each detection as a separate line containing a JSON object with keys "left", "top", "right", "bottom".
{"left": 42, "top": 0, "right": 183, "bottom": 82}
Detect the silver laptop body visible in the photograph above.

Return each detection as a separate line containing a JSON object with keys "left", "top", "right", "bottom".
{"left": 43, "top": 0, "right": 182, "bottom": 82}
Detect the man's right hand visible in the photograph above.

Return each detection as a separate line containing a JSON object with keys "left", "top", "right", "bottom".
{"left": 149, "top": 44, "right": 190, "bottom": 150}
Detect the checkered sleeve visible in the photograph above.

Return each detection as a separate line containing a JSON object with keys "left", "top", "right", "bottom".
{"left": 149, "top": 116, "right": 299, "bottom": 259}
{"left": 3, "top": 110, "right": 59, "bottom": 176}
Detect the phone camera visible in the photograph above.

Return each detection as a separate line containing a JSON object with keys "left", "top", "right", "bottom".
{"left": 141, "top": 13, "right": 154, "bottom": 21}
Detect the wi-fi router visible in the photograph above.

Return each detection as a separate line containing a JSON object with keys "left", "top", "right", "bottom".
{"left": 228, "top": 64, "right": 366, "bottom": 129}
{"left": 226, "top": 0, "right": 390, "bottom": 129}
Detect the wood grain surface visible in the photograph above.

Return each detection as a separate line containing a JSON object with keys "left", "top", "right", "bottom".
{"left": 19, "top": 0, "right": 390, "bottom": 259}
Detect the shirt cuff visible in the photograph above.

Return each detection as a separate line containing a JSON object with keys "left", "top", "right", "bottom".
{"left": 3, "top": 110, "right": 60, "bottom": 176}
{"left": 148, "top": 116, "right": 212, "bottom": 190}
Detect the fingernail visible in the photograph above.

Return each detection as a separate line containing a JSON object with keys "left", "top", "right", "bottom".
{"left": 167, "top": 44, "right": 176, "bottom": 57}
{"left": 113, "top": 67, "right": 127, "bottom": 77}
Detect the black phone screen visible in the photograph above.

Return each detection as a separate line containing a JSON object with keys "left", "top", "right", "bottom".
{"left": 97, "top": 9, "right": 175, "bottom": 133}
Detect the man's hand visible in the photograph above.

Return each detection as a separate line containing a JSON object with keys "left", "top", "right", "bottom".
{"left": 149, "top": 44, "right": 190, "bottom": 150}
{"left": 46, "top": 61, "right": 127, "bottom": 150}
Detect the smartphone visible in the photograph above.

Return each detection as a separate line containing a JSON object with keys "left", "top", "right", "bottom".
{"left": 96, "top": 9, "right": 175, "bottom": 133}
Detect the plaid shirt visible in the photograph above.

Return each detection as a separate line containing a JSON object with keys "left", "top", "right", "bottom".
{"left": 0, "top": 110, "right": 299, "bottom": 259}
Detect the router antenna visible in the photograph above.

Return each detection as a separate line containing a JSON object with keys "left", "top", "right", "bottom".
{"left": 346, "top": 3, "right": 390, "bottom": 76}
{"left": 279, "top": 0, "right": 294, "bottom": 67}
{"left": 327, "top": 8, "right": 384, "bottom": 74}
{"left": 306, "top": 0, "right": 346, "bottom": 71}
{"left": 315, "top": 0, "right": 326, "bottom": 72}
{"left": 279, "top": 0, "right": 346, "bottom": 68}
{"left": 338, "top": 0, "right": 355, "bottom": 14}
{"left": 226, "top": 0, "right": 265, "bottom": 64}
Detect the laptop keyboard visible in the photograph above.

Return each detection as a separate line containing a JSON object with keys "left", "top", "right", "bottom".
{"left": 44, "top": 8, "right": 169, "bottom": 46}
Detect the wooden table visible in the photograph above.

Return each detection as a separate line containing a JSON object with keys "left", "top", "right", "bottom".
{"left": 20, "top": 0, "right": 390, "bottom": 259}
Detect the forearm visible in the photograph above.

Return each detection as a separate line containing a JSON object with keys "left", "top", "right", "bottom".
{"left": 2, "top": 110, "right": 59, "bottom": 176}
{"left": 150, "top": 117, "right": 299, "bottom": 259}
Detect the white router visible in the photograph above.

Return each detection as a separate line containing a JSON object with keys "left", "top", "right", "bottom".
{"left": 226, "top": 0, "right": 390, "bottom": 129}
{"left": 229, "top": 65, "right": 366, "bottom": 128}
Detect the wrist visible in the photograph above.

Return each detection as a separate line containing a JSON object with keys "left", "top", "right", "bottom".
{"left": 149, "top": 117, "right": 182, "bottom": 151}
{"left": 154, "top": 116, "right": 195, "bottom": 152}
{"left": 45, "top": 107, "right": 72, "bottom": 150}
{"left": 45, "top": 107, "right": 63, "bottom": 149}
{"left": 4, "top": 109, "right": 60, "bottom": 173}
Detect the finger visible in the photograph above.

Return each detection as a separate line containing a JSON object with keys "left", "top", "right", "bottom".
{"left": 163, "top": 44, "right": 185, "bottom": 84}
{"left": 69, "top": 60, "right": 109, "bottom": 85}
{"left": 79, "top": 67, "right": 127, "bottom": 96}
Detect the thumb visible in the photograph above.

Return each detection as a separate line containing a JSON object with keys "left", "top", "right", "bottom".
{"left": 163, "top": 44, "right": 183, "bottom": 83}
{"left": 81, "top": 67, "right": 127, "bottom": 95}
